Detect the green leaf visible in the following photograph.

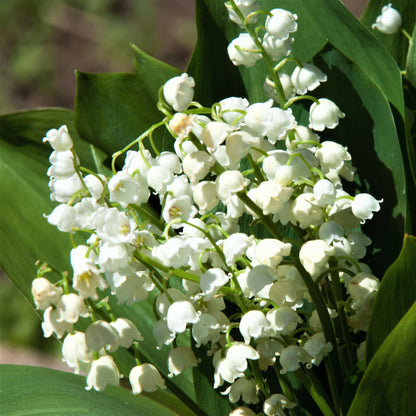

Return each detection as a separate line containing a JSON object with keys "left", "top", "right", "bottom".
{"left": 361, "top": 0, "right": 416, "bottom": 69}
{"left": 187, "top": 0, "right": 246, "bottom": 105}
{"left": 74, "top": 48, "right": 180, "bottom": 159}
{"left": 347, "top": 300, "right": 416, "bottom": 416}
{"left": 366, "top": 234, "right": 416, "bottom": 362}
{"left": 316, "top": 49, "right": 407, "bottom": 275}
{"left": 0, "top": 365, "right": 196, "bottom": 416}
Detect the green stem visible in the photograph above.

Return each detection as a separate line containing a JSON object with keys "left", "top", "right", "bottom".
{"left": 295, "top": 368, "right": 336, "bottom": 416}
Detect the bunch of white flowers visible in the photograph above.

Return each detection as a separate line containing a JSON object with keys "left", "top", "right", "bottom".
{"left": 33, "top": 1, "right": 383, "bottom": 415}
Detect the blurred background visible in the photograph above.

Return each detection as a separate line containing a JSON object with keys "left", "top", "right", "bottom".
{"left": 0, "top": 0, "right": 368, "bottom": 368}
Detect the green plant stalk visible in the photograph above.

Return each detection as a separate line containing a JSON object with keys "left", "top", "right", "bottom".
{"left": 329, "top": 260, "right": 356, "bottom": 372}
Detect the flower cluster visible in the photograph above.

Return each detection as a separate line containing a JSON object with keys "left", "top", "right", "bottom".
{"left": 33, "top": 1, "right": 383, "bottom": 415}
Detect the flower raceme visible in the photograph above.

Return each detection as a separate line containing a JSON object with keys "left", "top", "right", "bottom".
{"left": 33, "top": 2, "right": 383, "bottom": 416}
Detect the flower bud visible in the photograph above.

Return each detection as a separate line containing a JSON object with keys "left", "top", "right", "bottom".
{"left": 265, "top": 8, "right": 298, "bottom": 40}
{"left": 46, "top": 204, "right": 76, "bottom": 232}
{"left": 227, "top": 33, "right": 262, "bottom": 67}
{"left": 86, "top": 355, "right": 120, "bottom": 391}
{"left": 163, "top": 73, "right": 195, "bottom": 112}
{"left": 309, "top": 98, "right": 345, "bottom": 131}
{"left": 372, "top": 3, "right": 402, "bottom": 34}
{"left": 291, "top": 63, "right": 327, "bottom": 95}
{"left": 43, "top": 125, "right": 73, "bottom": 151}
{"left": 129, "top": 363, "right": 166, "bottom": 394}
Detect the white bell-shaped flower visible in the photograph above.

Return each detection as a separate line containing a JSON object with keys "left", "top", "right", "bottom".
{"left": 315, "top": 141, "right": 351, "bottom": 172}
{"left": 42, "top": 306, "right": 72, "bottom": 338}
{"left": 309, "top": 98, "right": 345, "bottom": 131}
{"left": 73, "top": 197, "right": 100, "bottom": 230}
{"left": 299, "top": 239, "right": 335, "bottom": 277}
{"left": 372, "top": 3, "right": 402, "bottom": 34}
{"left": 167, "top": 300, "right": 200, "bottom": 334}
{"left": 109, "top": 318, "right": 143, "bottom": 349}
{"left": 193, "top": 181, "right": 219, "bottom": 213}
{"left": 163, "top": 73, "right": 195, "bottom": 112}
{"left": 275, "top": 165, "right": 295, "bottom": 187}
{"left": 169, "top": 112, "right": 196, "bottom": 140}
{"left": 47, "top": 150, "right": 77, "bottom": 178}
{"left": 267, "top": 307, "right": 301, "bottom": 335}
{"left": 309, "top": 308, "right": 338, "bottom": 333}
{"left": 291, "top": 64, "right": 327, "bottom": 95}
{"left": 226, "top": 343, "right": 260, "bottom": 374}
{"left": 244, "top": 100, "right": 296, "bottom": 144}
{"left": 43, "top": 125, "right": 73, "bottom": 151}
{"left": 96, "top": 207, "right": 137, "bottom": 244}
{"left": 130, "top": 363, "right": 166, "bottom": 394}
{"left": 313, "top": 179, "right": 336, "bottom": 207}
{"left": 349, "top": 302, "right": 373, "bottom": 332}
{"left": 218, "top": 97, "right": 249, "bottom": 126}
{"left": 123, "top": 149, "right": 155, "bottom": 179}
{"left": 255, "top": 239, "right": 291, "bottom": 269}
{"left": 222, "top": 233, "right": 254, "bottom": 266}
{"left": 200, "top": 268, "right": 230, "bottom": 299}
{"left": 264, "top": 393, "right": 297, "bottom": 416}
{"left": 83, "top": 174, "right": 106, "bottom": 200}
{"left": 239, "top": 310, "right": 271, "bottom": 344}
{"left": 155, "top": 288, "right": 188, "bottom": 318}
{"left": 56, "top": 293, "right": 89, "bottom": 323}
{"left": 152, "top": 237, "right": 191, "bottom": 269}
{"left": 85, "top": 320, "right": 118, "bottom": 352}
{"left": 62, "top": 331, "right": 93, "bottom": 374}
{"left": 49, "top": 174, "right": 85, "bottom": 203}
{"left": 265, "top": 8, "right": 298, "bottom": 40}
{"left": 202, "top": 121, "right": 234, "bottom": 152}
{"left": 153, "top": 319, "right": 176, "bottom": 349}
{"left": 183, "top": 150, "right": 215, "bottom": 183}
{"left": 279, "top": 345, "right": 307, "bottom": 374}
{"left": 86, "top": 355, "right": 120, "bottom": 391}
{"left": 291, "top": 193, "right": 323, "bottom": 229}
{"left": 262, "top": 34, "right": 293, "bottom": 61}
{"left": 216, "top": 171, "right": 249, "bottom": 204}
{"left": 31, "top": 277, "right": 63, "bottom": 310}
{"left": 225, "top": 0, "right": 259, "bottom": 27}
{"left": 285, "top": 125, "right": 320, "bottom": 150}
{"left": 98, "top": 242, "right": 132, "bottom": 273}
{"left": 71, "top": 245, "right": 107, "bottom": 299}
{"left": 162, "top": 195, "right": 197, "bottom": 226}
{"left": 168, "top": 345, "right": 198, "bottom": 377}
{"left": 192, "top": 313, "right": 222, "bottom": 347}
{"left": 268, "top": 279, "right": 305, "bottom": 309}
{"left": 229, "top": 406, "right": 257, "bottom": 416}
{"left": 46, "top": 204, "right": 76, "bottom": 232}
{"left": 351, "top": 193, "right": 382, "bottom": 222}
{"left": 348, "top": 272, "right": 380, "bottom": 310}
{"left": 246, "top": 265, "right": 277, "bottom": 297}
{"left": 303, "top": 333, "right": 333, "bottom": 366}
{"left": 224, "top": 377, "right": 259, "bottom": 404}
{"left": 254, "top": 180, "right": 293, "bottom": 215}
{"left": 227, "top": 33, "right": 262, "bottom": 67}
{"left": 156, "top": 151, "right": 182, "bottom": 174}
{"left": 347, "top": 230, "right": 372, "bottom": 259}
{"left": 146, "top": 165, "right": 173, "bottom": 194}
{"left": 108, "top": 171, "right": 149, "bottom": 207}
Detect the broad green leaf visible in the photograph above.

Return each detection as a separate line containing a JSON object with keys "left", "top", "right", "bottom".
{"left": 74, "top": 47, "right": 180, "bottom": 159}
{"left": 361, "top": 0, "right": 416, "bottom": 69}
{"left": 347, "top": 300, "right": 416, "bottom": 416}
{"left": 316, "top": 49, "right": 407, "bottom": 275}
{"left": 366, "top": 234, "right": 416, "bottom": 362}
{"left": 0, "top": 365, "right": 196, "bottom": 416}
{"left": 187, "top": 0, "right": 246, "bottom": 105}
{"left": 202, "top": 0, "right": 404, "bottom": 117}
